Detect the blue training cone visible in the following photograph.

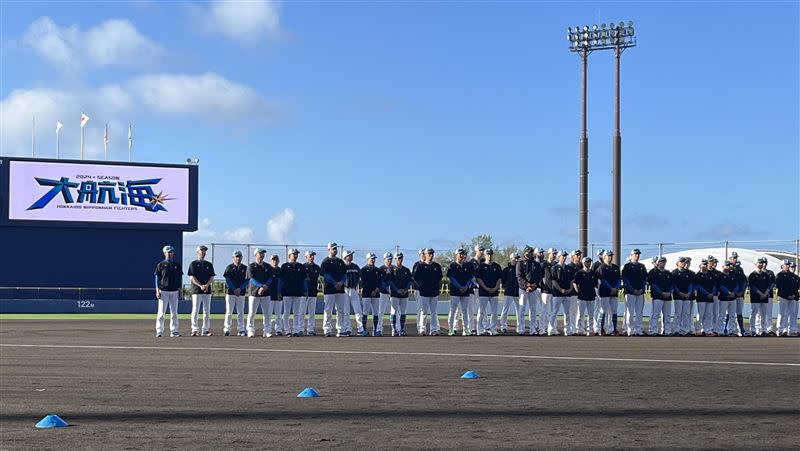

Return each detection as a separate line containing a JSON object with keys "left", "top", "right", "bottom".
{"left": 297, "top": 387, "right": 320, "bottom": 398}
{"left": 35, "top": 414, "right": 68, "bottom": 429}
{"left": 461, "top": 370, "right": 480, "bottom": 379}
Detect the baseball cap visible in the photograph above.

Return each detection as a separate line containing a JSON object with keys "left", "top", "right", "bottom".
{"left": 425, "top": 248, "right": 435, "bottom": 254}
{"left": 685, "top": 257, "right": 692, "bottom": 261}
{"left": 560, "top": 250, "right": 569, "bottom": 257}
{"left": 475, "top": 245, "right": 485, "bottom": 251}
{"left": 548, "top": 248, "right": 558, "bottom": 255}
{"left": 536, "top": 248, "right": 544, "bottom": 254}
{"left": 730, "top": 251, "right": 739, "bottom": 258}
{"left": 678, "top": 256, "right": 687, "bottom": 263}
{"left": 658, "top": 256, "right": 667, "bottom": 263}
{"left": 456, "top": 248, "right": 467, "bottom": 255}
{"left": 651, "top": 256, "right": 659, "bottom": 263}
{"left": 605, "top": 250, "right": 614, "bottom": 256}
{"left": 383, "top": 252, "right": 394, "bottom": 260}
{"left": 418, "top": 249, "right": 425, "bottom": 255}
{"left": 343, "top": 250, "right": 355, "bottom": 258}
{"left": 631, "top": 248, "right": 641, "bottom": 254}
{"left": 701, "top": 259, "right": 708, "bottom": 265}
{"left": 289, "top": 248, "right": 300, "bottom": 255}
{"left": 485, "top": 249, "right": 494, "bottom": 255}
{"left": 582, "top": 256, "right": 592, "bottom": 263}
{"left": 723, "top": 260, "right": 732, "bottom": 267}
{"left": 757, "top": 257, "right": 767, "bottom": 264}
{"left": 270, "top": 254, "right": 279, "bottom": 261}
{"left": 395, "top": 252, "right": 404, "bottom": 259}
{"left": 783, "top": 259, "right": 791, "bottom": 265}
{"left": 162, "top": 245, "right": 175, "bottom": 253}
{"left": 255, "top": 247, "right": 266, "bottom": 255}
{"left": 709, "top": 256, "right": 718, "bottom": 263}
{"left": 791, "top": 262, "right": 797, "bottom": 268}
{"left": 510, "top": 252, "right": 520, "bottom": 259}
{"left": 304, "top": 250, "right": 317, "bottom": 257}
{"left": 232, "top": 250, "right": 242, "bottom": 257}
{"left": 327, "top": 242, "right": 338, "bottom": 250}
{"left": 366, "top": 252, "right": 377, "bottom": 260}
{"left": 597, "top": 248, "right": 606, "bottom": 256}
{"left": 196, "top": 245, "right": 208, "bottom": 252}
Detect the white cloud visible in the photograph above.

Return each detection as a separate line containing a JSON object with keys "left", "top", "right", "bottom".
{"left": 130, "top": 73, "right": 269, "bottom": 117}
{"left": 198, "top": 0, "right": 281, "bottom": 43}
{"left": 184, "top": 217, "right": 255, "bottom": 244}
{"left": 23, "top": 16, "right": 160, "bottom": 70}
{"left": 267, "top": 208, "right": 295, "bottom": 244}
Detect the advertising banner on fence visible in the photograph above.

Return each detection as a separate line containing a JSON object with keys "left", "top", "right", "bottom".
{"left": 7, "top": 160, "right": 190, "bottom": 226}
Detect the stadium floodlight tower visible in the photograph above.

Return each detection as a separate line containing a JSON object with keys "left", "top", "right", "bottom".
{"left": 567, "top": 21, "right": 636, "bottom": 262}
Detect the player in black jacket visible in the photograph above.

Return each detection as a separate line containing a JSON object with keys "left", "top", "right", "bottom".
{"left": 360, "top": 253, "right": 383, "bottom": 336}
{"left": 389, "top": 252, "right": 412, "bottom": 336}
{"left": 320, "top": 242, "right": 349, "bottom": 337}
{"left": 499, "top": 253, "right": 520, "bottom": 334}
{"left": 671, "top": 257, "right": 695, "bottom": 336}
{"left": 727, "top": 252, "right": 748, "bottom": 335}
{"left": 716, "top": 261, "right": 741, "bottom": 336}
{"left": 476, "top": 249, "right": 503, "bottom": 335}
{"left": 281, "top": 248, "right": 308, "bottom": 337}
{"left": 223, "top": 250, "right": 249, "bottom": 336}
{"left": 188, "top": 245, "right": 216, "bottom": 337}
{"left": 266, "top": 254, "right": 284, "bottom": 336}
{"left": 694, "top": 259, "right": 717, "bottom": 336}
{"left": 647, "top": 256, "right": 674, "bottom": 336}
{"left": 302, "top": 250, "right": 321, "bottom": 336}
{"left": 763, "top": 260, "right": 777, "bottom": 335}
{"left": 343, "top": 250, "right": 363, "bottom": 336}
{"left": 447, "top": 249, "right": 474, "bottom": 336}
{"left": 246, "top": 248, "right": 273, "bottom": 337}
{"left": 621, "top": 248, "right": 647, "bottom": 336}
{"left": 412, "top": 248, "right": 444, "bottom": 336}
{"left": 748, "top": 257, "right": 772, "bottom": 336}
{"left": 154, "top": 244, "right": 183, "bottom": 337}
{"left": 573, "top": 257, "right": 599, "bottom": 335}
{"left": 775, "top": 260, "right": 800, "bottom": 336}
{"left": 516, "top": 246, "right": 544, "bottom": 335}
{"left": 550, "top": 251, "right": 578, "bottom": 336}
{"left": 376, "top": 252, "right": 394, "bottom": 337}
{"left": 596, "top": 251, "right": 621, "bottom": 335}
{"left": 540, "top": 249, "right": 558, "bottom": 335}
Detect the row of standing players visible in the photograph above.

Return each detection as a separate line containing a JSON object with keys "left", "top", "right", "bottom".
{"left": 152, "top": 243, "right": 800, "bottom": 338}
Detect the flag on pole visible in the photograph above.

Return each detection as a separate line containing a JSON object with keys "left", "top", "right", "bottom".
{"left": 103, "top": 123, "right": 109, "bottom": 159}
{"left": 80, "top": 113, "right": 90, "bottom": 128}
{"left": 56, "top": 121, "right": 63, "bottom": 135}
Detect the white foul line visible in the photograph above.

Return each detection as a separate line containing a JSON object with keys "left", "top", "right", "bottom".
{"left": 1, "top": 343, "right": 798, "bottom": 367}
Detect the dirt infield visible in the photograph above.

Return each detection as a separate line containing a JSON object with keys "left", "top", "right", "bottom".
{"left": 1, "top": 319, "right": 799, "bottom": 450}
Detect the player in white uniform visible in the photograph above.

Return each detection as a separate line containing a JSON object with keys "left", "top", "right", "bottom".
{"left": 222, "top": 250, "right": 248, "bottom": 336}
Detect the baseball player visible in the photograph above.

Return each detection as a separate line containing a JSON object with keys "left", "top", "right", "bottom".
{"left": 671, "top": 257, "right": 695, "bottom": 336}
{"left": 222, "top": 250, "right": 248, "bottom": 336}
{"left": 748, "top": 257, "right": 771, "bottom": 336}
{"left": 728, "top": 252, "right": 748, "bottom": 336}
{"left": 707, "top": 256, "right": 722, "bottom": 333}
{"left": 476, "top": 249, "right": 502, "bottom": 335}
{"left": 573, "top": 256, "right": 599, "bottom": 335}
{"left": 413, "top": 249, "right": 425, "bottom": 328}
{"left": 540, "top": 249, "right": 558, "bottom": 335}
{"left": 717, "top": 260, "right": 741, "bottom": 336}
{"left": 246, "top": 248, "right": 271, "bottom": 337}
{"left": 320, "top": 242, "right": 349, "bottom": 337}
{"left": 188, "top": 245, "right": 216, "bottom": 337}
{"left": 647, "top": 256, "right": 673, "bottom": 336}
{"left": 596, "top": 250, "right": 621, "bottom": 335}
{"left": 775, "top": 260, "right": 800, "bottom": 336}
{"left": 499, "top": 252, "right": 520, "bottom": 335}
{"left": 467, "top": 245, "right": 486, "bottom": 335}
{"left": 154, "top": 245, "right": 183, "bottom": 337}
{"left": 516, "top": 246, "right": 544, "bottom": 335}
{"left": 447, "top": 248, "right": 474, "bottom": 336}
{"left": 343, "top": 250, "right": 363, "bottom": 336}
{"left": 265, "top": 254, "right": 283, "bottom": 337}
{"left": 360, "top": 253, "right": 383, "bottom": 336}
{"left": 377, "top": 252, "right": 394, "bottom": 337}
{"left": 280, "top": 248, "right": 308, "bottom": 337}
{"left": 550, "top": 251, "right": 576, "bottom": 336}
{"left": 390, "top": 252, "right": 412, "bottom": 336}
{"left": 591, "top": 249, "right": 606, "bottom": 335}
{"left": 763, "top": 259, "right": 777, "bottom": 336}
{"left": 621, "top": 248, "right": 647, "bottom": 336}
{"left": 694, "top": 259, "right": 717, "bottom": 336}
{"left": 302, "top": 251, "right": 321, "bottom": 336}
{"left": 413, "top": 248, "right": 443, "bottom": 336}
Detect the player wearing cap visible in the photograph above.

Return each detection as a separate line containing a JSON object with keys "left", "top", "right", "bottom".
{"left": 360, "top": 253, "right": 383, "bottom": 336}
{"left": 223, "top": 250, "right": 249, "bottom": 336}
{"left": 621, "top": 249, "right": 647, "bottom": 336}
{"left": 413, "top": 249, "right": 425, "bottom": 326}
{"left": 301, "top": 251, "right": 321, "bottom": 336}
{"left": 265, "top": 255, "right": 284, "bottom": 337}
{"left": 775, "top": 260, "right": 800, "bottom": 336}
{"left": 596, "top": 251, "right": 621, "bottom": 335}
{"left": 727, "top": 252, "right": 748, "bottom": 336}
{"left": 476, "top": 249, "right": 503, "bottom": 335}
{"left": 647, "top": 256, "right": 674, "bottom": 336}
{"left": 694, "top": 259, "right": 717, "bottom": 336}
{"left": 590, "top": 249, "right": 605, "bottom": 334}
{"left": 516, "top": 246, "right": 544, "bottom": 335}
{"left": 390, "top": 252, "right": 413, "bottom": 336}
{"left": 188, "top": 245, "right": 216, "bottom": 337}
{"left": 499, "top": 252, "right": 520, "bottom": 334}
{"left": 763, "top": 260, "right": 777, "bottom": 336}
{"left": 573, "top": 256, "right": 599, "bottom": 335}
{"left": 343, "top": 250, "right": 363, "bottom": 336}
{"left": 540, "top": 249, "right": 558, "bottom": 335}
{"left": 550, "top": 251, "right": 576, "bottom": 335}
{"left": 706, "top": 256, "right": 723, "bottom": 333}
{"left": 281, "top": 249, "right": 308, "bottom": 337}
{"left": 716, "top": 260, "right": 741, "bottom": 336}
{"left": 671, "top": 257, "right": 695, "bottom": 336}
{"left": 467, "top": 245, "right": 485, "bottom": 335}
{"left": 154, "top": 245, "right": 183, "bottom": 337}
{"left": 448, "top": 249, "right": 474, "bottom": 336}
{"left": 747, "top": 258, "right": 771, "bottom": 336}
{"left": 377, "top": 253, "right": 394, "bottom": 337}
{"left": 413, "top": 248, "right": 443, "bottom": 336}
{"left": 320, "top": 242, "right": 350, "bottom": 337}
{"left": 246, "top": 248, "right": 271, "bottom": 337}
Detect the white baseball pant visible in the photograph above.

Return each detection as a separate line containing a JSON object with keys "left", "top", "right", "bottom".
{"left": 517, "top": 289, "right": 531, "bottom": 334}
{"left": 300, "top": 295, "right": 318, "bottom": 333}
{"left": 649, "top": 299, "right": 672, "bottom": 335}
{"left": 345, "top": 287, "right": 362, "bottom": 333}
{"left": 224, "top": 294, "right": 246, "bottom": 334}
{"left": 155, "top": 290, "right": 180, "bottom": 335}
{"left": 717, "top": 300, "right": 739, "bottom": 336}
{"left": 417, "top": 296, "right": 440, "bottom": 334}
{"left": 549, "top": 295, "right": 569, "bottom": 335}
{"left": 599, "top": 296, "right": 618, "bottom": 334}
{"left": 499, "top": 295, "right": 518, "bottom": 332}
{"left": 362, "top": 297, "right": 381, "bottom": 334}
{"left": 673, "top": 300, "right": 693, "bottom": 334}
{"left": 696, "top": 302, "right": 715, "bottom": 334}
{"left": 449, "top": 296, "right": 471, "bottom": 334}
{"left": 391, "top": 297, "right": 409, "bottom": 334}
{"left": 191, "top": 293, "right": 212, "bottom": 334}
{"left": 765, "top": 296, "right": 775, "bottom": 333}
{"left": 529, "top": 289, "right": 543, "bottom": 333}
{"left": 578, "top": 300, "right": 596, "bottom": 335}
{"left": 477, "top": 296, "right": 499, "bottom": 334}
{"left": 323, "top": 293, "right": 349, "bottom": 335}
{"left": 378, "top": 293, "right": 391, "bottom": 334}
{"left": 777, "top": 298, "right": 798, "bottom": 335}
{"left": 266, "top": 300, "right": 282, "bottom": 335}
{"left": 749, "top": 302, "right": 767, "bottom": 335}
{"left": 247, "top": 296, "right": 268, "bottom": 336}
{"left": 282, "top": 296, "right": 303, "bottom": 335}
{"left": 540, "top": 291, "right": 552, "bottom": 333}
{"left": 624, "top": 294, "right": 645, "bottom": 335}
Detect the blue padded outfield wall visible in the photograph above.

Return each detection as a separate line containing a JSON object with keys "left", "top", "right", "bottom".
{"left": 0, "top": 156, "right": 198, "bottom": 313}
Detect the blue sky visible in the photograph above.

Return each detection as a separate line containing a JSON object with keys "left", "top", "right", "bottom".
{"left": 2, "top": 1, "right": 798, "bottom": 252}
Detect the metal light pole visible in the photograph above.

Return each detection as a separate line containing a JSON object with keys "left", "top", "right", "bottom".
{"left": 568, "top": 21, "right": 635, "bottom": 261}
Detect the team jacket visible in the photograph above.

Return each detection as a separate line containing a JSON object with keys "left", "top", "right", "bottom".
{"left": 748, "top": 270, "right": 771, "bottom": 303}
{"left": 379, "top": 264, "right": 394, "bottom": 295}
{"left": 551, "top": 263, "right": 577, "bottom": 296}
{"left": 268, "top": 265, "right": 282, "bottom": 301}
{"left": 647, "top": 268, "right": 673, "bottom": 301}
{"left": 320, "top": 257, "right": 346, "bottom": 295}
{"left": 622, "top": 261, "right": 648, "bottom": 294}
{"left": 671, "top": 268, "right": 696, "bottom": 301}
{"left": 502, "top": 263, "right": 519, "bottom": 296}
{"left": 154, "top": 260, "right": 183, "bottom": 292}
{"left": 390, "top": 265, "right": 412, "bottom": 298}
{"left": 775, "top": 270, "right": 800, "bottom": 300}
{"left": 246, "top": 261, "right": 273, "bottom": 297}
{"left": 540, "top": 260, "right": 555, "bottom": 294}
{"left": 717, "top": 271, "right": 740, "bottom": 301}
{"left": 304, "top": 263, "right": 321, "bottom": 297}
{"left": 188, "top": 259, "right": 216, "bottom": 295}
{"left": 476, "top": 262, "right": 503, "bottom": 297}
{"left": 693, "top": 270, "right": 716, "bottom": 302}
{"left": 223, "top": 263, "right": 248, "bottom": 295}
{"left": 732, "top": 264, "right": 747, "bottom": 297}
{"left": 411, "top": 261, "right": 423, "bottom": 290}
{"left": 345, "top": 262, "right": 361, "bottom": 289}
{"left": 596, "top": 263, "right": 621, "bottom": 298}
{"left": 360, "top": 264, "right": 383, "bottom": 298}
{"left": 447, "top": 261, "right": 474, "bottom": 297}
{"left": 765, "top": 269, "right": 776, "bottom": 297}
{"left": 516, "top": 258, "right": 544, "bottom": 292}
{"left": 573, "top": 269, "right": 598, "bottom": 301}
{"left": 280, "top": 261, "right": 308, "bottom": 297}
{"left": 413, "top": 261, "right": 443, "bottom": 298}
